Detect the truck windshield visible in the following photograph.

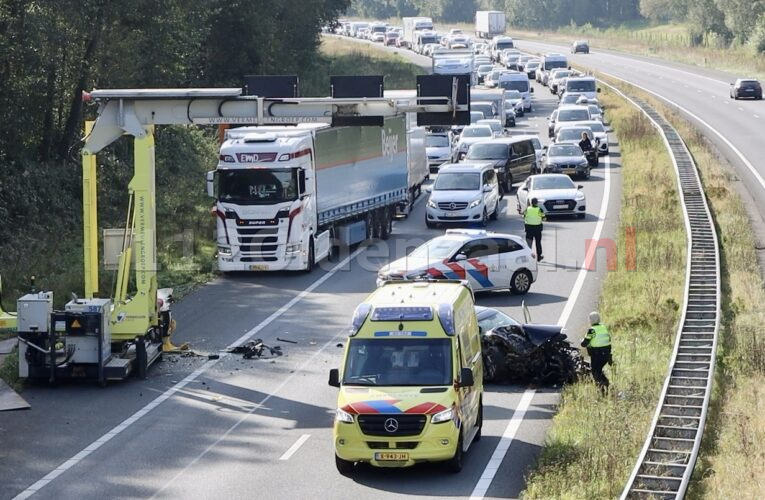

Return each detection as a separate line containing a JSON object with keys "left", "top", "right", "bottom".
{"left": 218, "top": 168, "right": 298, "bottom": 205}
{"left": 343, "top": 338, "right": 452, "bottom": 386}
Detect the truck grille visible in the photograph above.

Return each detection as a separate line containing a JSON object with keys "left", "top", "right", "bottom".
{"left": 437, "top": 202, "right": 468, "bottom": 210}
{"left": 357, "top": 414, "right": 427, "bottom": 437}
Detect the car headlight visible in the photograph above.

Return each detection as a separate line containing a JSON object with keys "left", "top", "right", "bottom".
{"left": 427, "top": 199, "right": 437, "bottom": 209}
{"left": 575, "top": 192, "right": 585, "bottom": 200}
{"left": 469, "top": 198, "right": 482, "bottom": 209}
{"left": 217, "top": 246, "right": 232, "bottom": 256}
{"left": 336, "top": 408, "right": 354, "bottom": 423}
{"left": 431, "top": 407, "right": 454, "bottom": 424}
{"left": 286, "top": 243, "right": 301, "bottom": 253}
{"left": 579, "top": 160, "right": 588, "bottom": 167}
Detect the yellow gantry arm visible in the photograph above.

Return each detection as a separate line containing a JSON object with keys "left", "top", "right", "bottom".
{"left": 83, "top": 121, "right": 99, "bottom": 298}
{"left": 110, "top": 126, "right": 158, "bottom": 341}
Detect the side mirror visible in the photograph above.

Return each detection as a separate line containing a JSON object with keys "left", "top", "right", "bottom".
{"left": 458, "top": 367, "right": 474, "bottom": 387}
{"left": 298, "top": 168, "right": 307, "bottom": 196}
{"left": 522, "top": 186, "right": 529, "bottom": 191}
{"left": 530, "top": 87, "right": 534, "bottom": 93}
{"left": 577, "top": 185, "right": 584, "bottom": 189}
{"left": 328, "top": 368, "right": 340, "bottom": 388}
{"left": 205, "top": 171, "right": 216, "bottom": 198}
{"left": 454, "top": 253, "right": 467, "bottom": 261}
{"left": 483, "top": 184, "right": 492, "bottom": 192}
{"left": 597, "top": 88, "right": 601, "bottom": 93}
{"left": 543, "top": 145, "right": 548, "bottom": 150}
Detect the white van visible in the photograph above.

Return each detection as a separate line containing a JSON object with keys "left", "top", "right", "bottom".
{"left": 490, "top": 36, "right": 514, "bottom": 62}
{"left": 497, "top": 72, "right": 534, "bottom": 111}
{"left": 425, "top": 162, "right": 501, "bottom": 227}
{"left": 564, "top": 77, "right": 601, "bottom": 100}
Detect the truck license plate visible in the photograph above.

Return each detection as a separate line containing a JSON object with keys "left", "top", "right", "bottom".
{"left": 249, "top": 264, "right": 268, "bottom": 271}
{"left": 375, "top": 452, "right": 409, "bottom": 461}
{"left": 553, "top": 204, "right": 568, "bottom": 209}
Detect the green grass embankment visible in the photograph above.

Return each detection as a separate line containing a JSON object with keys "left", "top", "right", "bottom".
{"left": 523, "top": 86, "right": 687, "bottom": 499}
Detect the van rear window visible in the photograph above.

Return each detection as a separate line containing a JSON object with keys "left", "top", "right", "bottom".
{"left": 372, "top": 307, "right": 433, "bottom": 321}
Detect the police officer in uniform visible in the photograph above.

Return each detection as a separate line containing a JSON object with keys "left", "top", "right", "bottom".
{"left": 581, "top": 311, "right": 612, "bottom": 394}
{"left": 523, "top": 197, "right": 545, "bottom": 261}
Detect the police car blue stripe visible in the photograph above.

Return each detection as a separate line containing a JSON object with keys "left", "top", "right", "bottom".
{"left": 467, "top": 269, "right": 493, "bottom": 288}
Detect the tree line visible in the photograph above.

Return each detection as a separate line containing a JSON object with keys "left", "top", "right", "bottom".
{"left": 0, "top": 0, "right": 348, "bottom": 300}
{"left": 347, "top": 0, "right": 765, "bottom": 52}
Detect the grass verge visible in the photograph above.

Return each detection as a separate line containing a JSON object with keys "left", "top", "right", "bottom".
{"left": 637, "top": 93, "right": 765, "bottom": 499}
{"left": 302, "top": 36, "right": 423, "bottom": 95}
{"left": 0, "top": 346, "right": 20, "bottom": 392}
{"left": 523, "top": 85, "right": 687, "bottom": 498}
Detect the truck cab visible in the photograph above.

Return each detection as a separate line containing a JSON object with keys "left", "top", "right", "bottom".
{"left": 329, "top": 280, "right": 483, "bottom": 474}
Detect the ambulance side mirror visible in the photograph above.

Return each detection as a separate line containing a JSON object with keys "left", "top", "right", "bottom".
{"left": 457, "top": 367, "right": 474, "bottom": 388}
{"left": 206, "top": 171, "right": 215, "bottom": 198}
{"left": 328, "top": 368, "right": 340, "bottom": 387}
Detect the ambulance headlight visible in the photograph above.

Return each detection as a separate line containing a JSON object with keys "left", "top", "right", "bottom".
{"left": 427, "top": 199, "right": 438, "bottom": 209}
{"left": 336, "top": 408, "right": 355, "bottom": 423}
{"left": 431, "top": 407, "right": 454, "bottom": 424}
{"left": 468, "top": 198, "right": 482, "bottom": 209}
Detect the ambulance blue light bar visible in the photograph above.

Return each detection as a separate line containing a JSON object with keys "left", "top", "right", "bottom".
{"left": 371, "top": 307, "right": 433, "bottom": 322}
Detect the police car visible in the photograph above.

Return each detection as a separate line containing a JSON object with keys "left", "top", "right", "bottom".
{"left": 377, "top": 229, "right": 538, "bottom": 294}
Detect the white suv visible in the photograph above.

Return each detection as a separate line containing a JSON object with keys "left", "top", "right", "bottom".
{"left": 426, "top": 162, "right": 501, "bottom": 228}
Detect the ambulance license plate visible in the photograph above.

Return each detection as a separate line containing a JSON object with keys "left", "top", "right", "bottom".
{"left": 249, "top": 264, "right": 268, "bottom": 271}
{"left": 447, "top": 211, "right": 459, "bottom": 217}
{"left": 375, "top": 452, "right": 409, "bottom": 461}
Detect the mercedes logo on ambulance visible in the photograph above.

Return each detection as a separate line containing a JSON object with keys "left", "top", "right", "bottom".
{"left": 384, "top": 418, "right": 399, "bottom": 433}
{"left": 449, "top": 202, "right": 456, "bottom": 210}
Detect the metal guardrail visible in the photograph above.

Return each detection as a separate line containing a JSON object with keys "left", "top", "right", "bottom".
{"left": 599, "top": 82, "right": 721, "bottom": 499}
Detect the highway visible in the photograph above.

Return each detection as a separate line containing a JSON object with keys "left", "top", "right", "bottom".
{"left": 0, "top": 68, "right": 622, "bottom": 499}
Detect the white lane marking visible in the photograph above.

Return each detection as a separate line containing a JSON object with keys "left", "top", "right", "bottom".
{"left": 755, "top": 114, "right": 760, "bottom": 119}
{"left": 469, "top": 390, "right": 536, "bottom": 499}
{"left": 470, "top": 155, "right": 612, "bottom": 498}
{"left": 738, "top": 107, "right": 744, "bottom": 111}
{"left": 14, "top": 247, "right": 365, "bottom": 500}
{"left": 279, "top": 434, "right": 311, "bottom": 461}
{"left": 557, "top": 154, "right": 611, "bottom": 328}
{"left": 601, "top": 71, "right": 765, "bottom": 194}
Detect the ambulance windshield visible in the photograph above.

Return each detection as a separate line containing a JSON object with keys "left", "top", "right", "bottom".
{"left": 218, "top": 168, "right": 298, "bottom": 205}
{"left": 343, "top": 338, "right": 452, "bottom": 386}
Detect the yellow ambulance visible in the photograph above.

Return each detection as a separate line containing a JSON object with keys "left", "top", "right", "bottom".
{"left": 328, "top": 280, "right": 483, "bottom": 474}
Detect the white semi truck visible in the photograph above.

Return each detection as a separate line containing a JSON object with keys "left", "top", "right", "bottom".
{"left": 402, "top": 16, "right": 434, "bottom": 49}
{"left": 208, "top": 116, "right": 415, "bottom": 272}
{"left": 475, "top": 11, "right": 505, "bottom": 39}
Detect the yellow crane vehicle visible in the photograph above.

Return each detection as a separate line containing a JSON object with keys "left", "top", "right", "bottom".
{"left": 11, "top": 75, "right": 470, "bottom": 385}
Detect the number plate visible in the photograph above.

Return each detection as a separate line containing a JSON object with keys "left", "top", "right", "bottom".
{"left": 553, "top": 204, "right": 568, "bottom": 209}
{"left": 374, "top": 452, "right": 409, "bottom": 461}
{"left": 563, "top": 169, "right": 576, "bottom": 175}
{"left": 249, "top": 264, "right": 268, "bottom": 271}
{"left": 447, "top": 211, "right": 460, "bottom": 217}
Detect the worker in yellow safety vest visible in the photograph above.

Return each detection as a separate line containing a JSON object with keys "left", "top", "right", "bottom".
{"left": 523, "top": 197, "right": 545, "bottom": 261}
{"left": 581, "top": 311, "right": 612, "bottom": 394}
